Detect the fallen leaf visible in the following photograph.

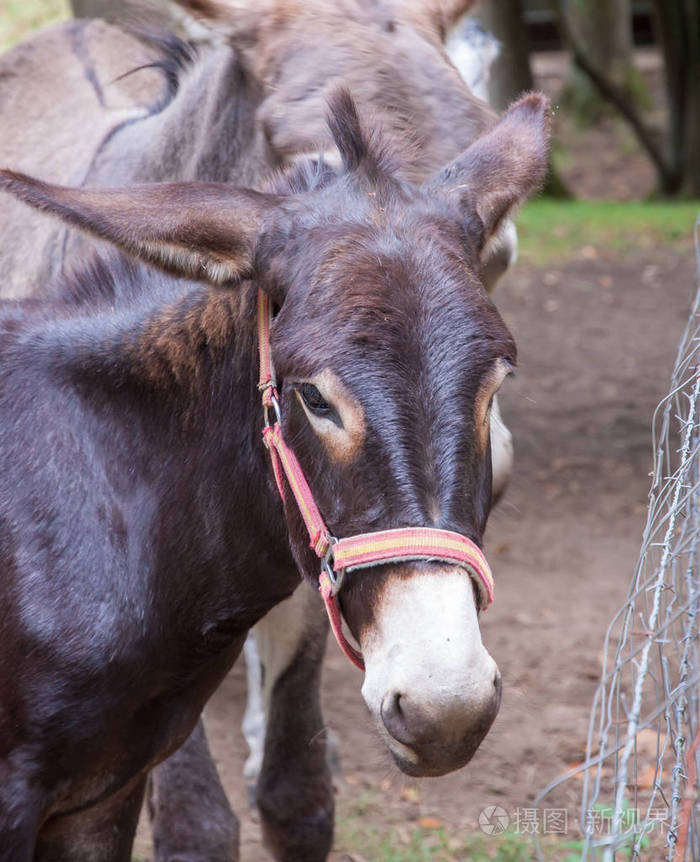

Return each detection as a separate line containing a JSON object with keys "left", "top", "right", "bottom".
{"left": 418, "top": 816, "right": 444, "bottom": 830}
{"left": 635, "top": 728, "right": 662, "bottom": 760}
{"left": 642, "top": 264, "right": 661, "bottom": 284}
{"left": 400, "top": 786, "right": 420, "bottom": 803}
{"left": 634, "top": 764, "right": 657, "bottom": 789}
{"left": 568, "top": 760, "right": 586, "bottom": 777}
{"left": 395, "top": 825, "right": 413, "bottom": 844}
{"left": 569, "top": 760, "right": 611, "bottom": 782}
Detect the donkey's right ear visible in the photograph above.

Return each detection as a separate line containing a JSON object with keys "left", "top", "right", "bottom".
{"left": 424, "top": 93, "right": 551, "bottom": 250}
{"left": 0, "top": 171, "right": 282, "bottom": 286}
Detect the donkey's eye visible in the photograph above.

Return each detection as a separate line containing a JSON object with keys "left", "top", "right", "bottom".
{"left": 299, "top": 383, "right": 331, "bottom": 415}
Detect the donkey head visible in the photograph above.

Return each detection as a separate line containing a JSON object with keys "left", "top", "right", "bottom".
{"left": 0, "top": 90, "right": 549, "bottom": 776}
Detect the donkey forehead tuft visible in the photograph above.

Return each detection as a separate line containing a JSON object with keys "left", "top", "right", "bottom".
{"left": 325, "top": 88, "right": 400, "bottom": 179}
{"left": 326, "top": 88, "right": 367, "bottom": 172}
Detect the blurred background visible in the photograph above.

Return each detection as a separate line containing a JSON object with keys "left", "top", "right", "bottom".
{"left": 2, "top": 0, "right": 699, "bottom": 201}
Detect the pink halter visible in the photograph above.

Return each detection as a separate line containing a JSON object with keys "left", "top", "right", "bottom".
{"left": 257, "top": 290, "right": 494, "bottom": 671}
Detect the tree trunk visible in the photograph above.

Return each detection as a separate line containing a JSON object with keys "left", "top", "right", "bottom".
{"left": 682, "top": 0, "right": 700, "bottom": 195}
{"left": 563, "top": 0, "right": 639, "bottom": 118}
{"left": 652, "top": 0, "right": 700, "bottom": 197}
{"left": 650, "top": 0, "right": 685, "bottom": 191}
{"left": 567, "top": 0, "right": 632, "bottom": 84}
{"left": 477, "top": 0, "right": 534, "bottom": 111}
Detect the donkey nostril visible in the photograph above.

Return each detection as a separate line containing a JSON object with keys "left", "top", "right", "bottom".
{"left": 493, "top": 670, "right": 501, "bottom": 691}
{"left": 380, "top": 690, "right": 413, "bottom": 747}
{"left": 380, "top": 690, "right": 403, "bottom": 723}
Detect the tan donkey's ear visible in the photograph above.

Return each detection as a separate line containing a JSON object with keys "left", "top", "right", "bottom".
{"left": 425, "top": 93, "right": 551, "bottom": 247}
{"left": 0, "top": 171, "right": 281, "bottom": 285}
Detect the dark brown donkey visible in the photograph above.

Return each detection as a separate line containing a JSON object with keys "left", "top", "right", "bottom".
{"left": 0, "top": 90, "right": 549, "bottom": 861}
{"left": 0, "top": 5, "right": 521, "bottom": 859}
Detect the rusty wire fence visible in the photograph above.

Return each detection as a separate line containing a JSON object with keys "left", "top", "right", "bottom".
{"left": 534, "top": 219, "right": 700, "bottom": 861}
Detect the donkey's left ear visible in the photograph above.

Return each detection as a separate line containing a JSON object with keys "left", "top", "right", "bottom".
{"left": 425, "top": 93, "right": 551, "bottom": 248}
{"left": 0, "top": 171, "right": 282, "bottom": 286}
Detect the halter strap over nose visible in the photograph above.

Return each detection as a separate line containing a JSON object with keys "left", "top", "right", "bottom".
{"left": 257, "top": 290, "right": 494, "bottom": 671}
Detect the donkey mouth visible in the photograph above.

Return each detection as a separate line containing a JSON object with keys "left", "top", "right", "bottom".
{"left": 384, "top": 699, "right": 501, "bottom": 778}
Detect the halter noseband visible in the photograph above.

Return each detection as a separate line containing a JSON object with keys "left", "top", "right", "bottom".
{"left": 257, "top": 290, "right": 494, "bottom": 671}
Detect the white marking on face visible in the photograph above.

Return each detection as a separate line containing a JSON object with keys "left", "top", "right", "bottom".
{"left": 359, "top": 569, "right": 499, "bottom": 773}
{"left": 295, "top": 368, "right": 366, "bottom": 464}
{"left": 490, "top": 393, "right": 513, "bottom": 501}
{"left": 474, "top": 357, "right": 514, "bottom": 502}
{"left": 474, "top": 358, "right": 512, "bottom": 453}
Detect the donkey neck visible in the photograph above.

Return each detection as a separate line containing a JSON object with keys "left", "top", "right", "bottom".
{"left": 49, "top": 261, "right": 260, "bottom": 410}
{"left": 91, "top": 272, "right": 295, "bottom": 599}
{"left": 81, "top": 279, "right": 258, "bottom": 396}
{"left": 87, "top": 44, "right": 273, "bottom": 188}
{"left": 9, "top": 261, "right": 296, "bottom": 600}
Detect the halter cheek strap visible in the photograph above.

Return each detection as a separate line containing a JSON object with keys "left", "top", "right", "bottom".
{"left": 257, "top": 290, "right": 494, "bottom": 672}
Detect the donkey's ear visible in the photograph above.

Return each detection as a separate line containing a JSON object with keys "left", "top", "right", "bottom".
{"left": 0, "top": 171, "right": 281, "bottom": 285}
{"left": 426, "top": 93, "right": 551, "bottom": 248}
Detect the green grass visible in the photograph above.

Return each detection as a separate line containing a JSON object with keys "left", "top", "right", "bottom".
{"left": 334, "top": 799, "right": 664, "bottom": 862}
{"left": 335, "top": 822, "right": 533, "bottom": 862}
{"left": 334, "top": 821, "right": 658, "bottom": 862}
{"left": 334, "top": 819, "right": 589, "bottom": 862}
{"left": 516, "top": 199, "right": 700, "bottom": 266}
{"left": 0, "top": 0, "right": 70, "bottom": 53}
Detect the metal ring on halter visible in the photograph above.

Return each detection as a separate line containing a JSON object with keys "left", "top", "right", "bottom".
{"left": 263, "top": 394, "right": 282, "bottom": 428}
{"left": 321, "top": 537, "right": 343, "bottom": 595}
